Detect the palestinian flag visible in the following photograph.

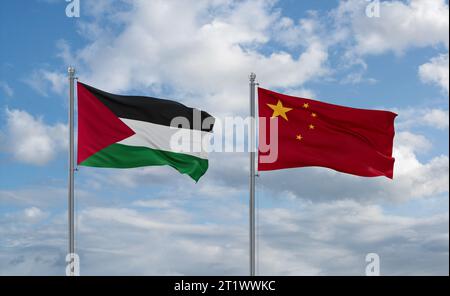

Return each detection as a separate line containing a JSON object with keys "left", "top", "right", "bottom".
{"left": 77, "top": 82, "right": 215, "bottom": 182}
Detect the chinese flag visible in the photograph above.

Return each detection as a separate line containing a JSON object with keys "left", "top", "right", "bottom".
{"left": 258, "top": 88, "right": 397, "bottom": 179}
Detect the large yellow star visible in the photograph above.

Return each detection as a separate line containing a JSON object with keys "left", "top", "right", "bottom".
{"left": 267, "top": 100, "right": 293, "bottom": 121}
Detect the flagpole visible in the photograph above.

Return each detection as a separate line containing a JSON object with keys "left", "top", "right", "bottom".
{"left": 249, "top": 72, "right": 256, "bottom": 276}
{"left": 67, "top": 66, "right": 76, "bottom": 276}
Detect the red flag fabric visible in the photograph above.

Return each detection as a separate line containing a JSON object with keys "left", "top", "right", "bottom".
{"left": 77, "top": 82, "right": 135, "bottom": 164}
{"left": 258, "top": 88, "right": 397, "bottom": 179}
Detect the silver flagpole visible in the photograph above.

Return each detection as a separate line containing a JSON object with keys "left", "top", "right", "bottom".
{"left": 249, "top": 73, "right": 256, "bottom": 276}
{"left": 67, "top": 66, "right": 76, "bottom": 276}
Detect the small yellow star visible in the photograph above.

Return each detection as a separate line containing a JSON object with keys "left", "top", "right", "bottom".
{"left": 296, "top": 134, "right": 303, "bottom": 141}
{"left": 309, "top": 124, "right": 315, "bottom": 130}
{"left": 267, "top": 100, "right": 293, "bottom": 121}
{"left": 303, "top": 103, "right": 309, "bottom": 109}
{"left": 311, "top": 112, "right": 317, "bottom": 118}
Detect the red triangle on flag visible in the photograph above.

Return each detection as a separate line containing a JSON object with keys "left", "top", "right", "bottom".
{"left": 77, "top": 82, "right": 135, "bottom": 164}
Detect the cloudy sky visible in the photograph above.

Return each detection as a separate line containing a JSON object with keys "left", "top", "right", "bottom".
{"left": 0, "top": 0, "right": 448, "bottom": 275}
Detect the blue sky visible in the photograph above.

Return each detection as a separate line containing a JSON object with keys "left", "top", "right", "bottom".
{"left": 0, "top": 0, "right": 449, "bottom": 275}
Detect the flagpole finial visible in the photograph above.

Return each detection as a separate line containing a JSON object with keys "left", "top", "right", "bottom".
{"left": 68, "top": 66, "right": 76, "bottom": 76}
{"left": 249, "top": 72, "right": 256, "bottom": 82}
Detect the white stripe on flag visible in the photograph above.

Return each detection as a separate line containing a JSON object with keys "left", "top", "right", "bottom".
{"left": 118, "top": 118, "right": 211, "bottom": 159}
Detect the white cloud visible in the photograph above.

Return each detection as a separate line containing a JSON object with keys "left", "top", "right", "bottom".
{"left": 340, "top": 71, "right": 377, "bottom": 85}
{"left": 1, "top": 109, "right": 67, "bottom": 165}
{"left": 132, "top": 199, "right": 175, "bottom": 209}
{"left": 395, "top": 131, "right": 432, "bottom": 153}
{"left": 0, "top": 187, "right": 64, "bottom": 207}
{"left": 25, "top": 69, "right": 66, "bottom": 97}
{"left": 423, "top": 108, "right": 449, "bottom": 129}
{"left": 56, "top": 40, "right": 76, "bottom": 65}
{"left": 257, "top": 199, "right": 449, "bottom": 275}
{"left": 335, "top": 0, "right": 449, "bottom": 55}
{"left": 82, "top": 207, "right": 221, "bottom": 234}
{"left": 396, "top": 107, "right": 449, "bottom": 130}
{"left": 2, "top": 207, "right": 49, "bottom": 225}
{"left": 0, "top": 81, "right": 13, "bottom": 97}
{"left": 65, "top": 0, "right": 329, "bottom": 115}
{"left": 419, "top": 53, "right": 449, "bottom": 94}
{"left": 280, "top": 88, "right": 317, "bottom": 99}
{"left": 273, "top": 12, "right": 327, "bottom": 49}
{"left": 392, "top": 132, "right": 448, "bottom": 195}
{"left": 23, "top": 207, "right": 49, "bottom": 223}
{"left": 24, "top": 207, "right": 45, "bottom": 219}
{"left": 0, "top": 195, "right": 447, "bottom": 275}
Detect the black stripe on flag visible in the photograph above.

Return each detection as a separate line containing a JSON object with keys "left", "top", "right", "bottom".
{"left": 79, "top": 82, "right": 214, "bottom": 132}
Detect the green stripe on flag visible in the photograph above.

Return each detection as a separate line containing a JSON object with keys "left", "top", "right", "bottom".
{"left": 80, "top": 143, "right": 209, "bottom": 182}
